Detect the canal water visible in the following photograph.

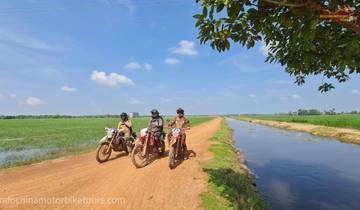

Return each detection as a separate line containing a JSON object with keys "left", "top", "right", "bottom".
{"left": 0, "top": 148, "right": 58, "bottom": 167}
{"left": 227, "top": 118, "right": 360, "bottom": 210}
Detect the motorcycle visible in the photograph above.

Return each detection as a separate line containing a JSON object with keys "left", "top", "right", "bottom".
{"left": 168, "top": 128, "right": 188, "bottom": 169}
{"left": 96, "top": 128, "right": 136, "bottom": 163}
{"left": 131, "top": 128, "right": 165, "bottom": 168}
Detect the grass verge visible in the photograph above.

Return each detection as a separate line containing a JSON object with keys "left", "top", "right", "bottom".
{"left": 201, "top": 118, "right": 266, "bottom": 210}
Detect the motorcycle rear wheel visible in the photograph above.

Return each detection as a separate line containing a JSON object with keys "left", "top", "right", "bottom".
{"left": 131, "top": 144, "right": 149, "bottom": 168}
{"left": 158, "top": 141, "right": 165, "bottom": 156}
{"left": 96, "top": 142, "right": 112, "bottom": 163}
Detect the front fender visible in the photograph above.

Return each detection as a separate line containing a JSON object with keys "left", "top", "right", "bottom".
{"left": 99, "top": 136, "right": 109, "bottom": 144}
{"left": 170, "top": 136, "right": 178, "bottom": 145}
{"left": 134, "top": 139, "right": 143, "bottom": 146}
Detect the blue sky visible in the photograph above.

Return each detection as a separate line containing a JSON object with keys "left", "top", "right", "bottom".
{"left": 0, "top": 0, "right": 359, "bottom": 115}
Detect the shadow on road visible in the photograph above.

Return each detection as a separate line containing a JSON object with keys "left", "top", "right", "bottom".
{"left": 108, "top": 152, "right": 129, "bottom": 161}
{"left": 168, "top": 149, "right": 197, "bottom": 170}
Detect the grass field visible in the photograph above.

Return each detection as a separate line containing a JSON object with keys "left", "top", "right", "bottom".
{"left": 201, "top": 119, "right": 265, "bottom": 210}
{"left": 240, "top": 114, "right": 360, "bottom": 130}
{"left": 0, "top": 116, "right": 214, "bottom": 168}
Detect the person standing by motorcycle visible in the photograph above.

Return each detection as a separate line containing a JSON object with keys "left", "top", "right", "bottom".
{"left": 117, "top": 112, "right": 133, "bottom": 153}
{"left": 147, "top": 109, "right": 164, "bottom": 153}
{"left": 167, "top": 108, "right": 190, "bottom": 155}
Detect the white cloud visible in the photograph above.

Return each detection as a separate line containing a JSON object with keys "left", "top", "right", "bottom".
{"left": 0, "top": 93, "right": 16, "bottom": 100}
{"left": 172, "top": 40, "right": 198, "bottom": 56}
{"left": 123, "top": 62, "right": 152, "bottom": 70}
{"left": 291, "top": 94, "right": 301, "bottom": 99}
{"left": 0, "top": 28, "right": 51, "bottom": 51}
{"left": 164, "top": 58, "right": 180, "bottom": 65}
{"left": 124, "top": 62, "right": 141, "bottom": 70}
{"left": 351, "top": 89, "right": 359, "bottom": 95}
{"left": 249, "top": 94, "right": 257, "bottom": 98}
{"left": 90, "top": 70, "right": 135, "bottom": 87}
{"left": 128, "top": 98, "right": 141, "bottom": 105}
{"left": 61, "top": 86, "right": 78, "bottom": 92}
{"left": 219, "top": 54, "right": 277, "bottom": 73}
{"left": 144, "top": 63, "right": 153, "bottom": 70}
{"left": 24, "top": 97, "right": 44, "bottom": 106}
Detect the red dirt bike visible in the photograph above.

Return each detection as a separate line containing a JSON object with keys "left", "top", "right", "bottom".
{"left": 131, "top": 128, "right": 165, "bottom": 168}
{"left": 96, "top": 128, "right": 136, "bottom": 163}
{"left": 168, "top": 127, "right": 189, "bottom": 169}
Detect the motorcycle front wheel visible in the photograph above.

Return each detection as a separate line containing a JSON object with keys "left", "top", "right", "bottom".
{"left": 168, "top": 144, "right": 176, "bottom": 169}
{"left": 96, "top": 142, "right": 112, "bottom": 163}
{"left": 131, "top": 144, "right": 149, "bottom": 168}
{"left": 158, "top": 141, "right": 165, "bottom": 156}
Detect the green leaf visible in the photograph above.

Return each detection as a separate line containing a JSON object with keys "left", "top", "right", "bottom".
{"left": 217, "top": 3, "right": 225, "bottom": 13}
{"left": 193, "top": 14, "right": 203, "bottom": 19}
{"left": 203, "top": 7, "right": 208, "bottom": 17}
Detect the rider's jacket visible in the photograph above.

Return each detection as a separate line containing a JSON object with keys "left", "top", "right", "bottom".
{"left": 169, "top": 116, "right": 190, "bottom": 129}
{"left": 117, "top": 119, "right": 132, "bottom": 138}
{"left": 148, "top": 116, "right": 164, "bottom": 136}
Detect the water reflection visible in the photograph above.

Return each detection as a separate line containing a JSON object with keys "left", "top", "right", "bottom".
{"left": 0, "top": 148, "right": 58, "bottom": 167}
{"left": 227, "top": 118, "right": 360, "bottom": 210}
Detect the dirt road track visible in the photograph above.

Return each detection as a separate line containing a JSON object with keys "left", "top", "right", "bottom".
{"left": 0, "top": 118, "right": 221, "bottom": 210}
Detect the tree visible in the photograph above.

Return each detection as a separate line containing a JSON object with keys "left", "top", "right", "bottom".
{"left": 297, "top": 109, "right": 308, "bottom": 115}
{"left": 324, "top": 108, "right": 337, "bottom": 115}
{"left": 308, "top": 109, "right": 322, "bottom": 115}
{"left": 194, "top": 0, "right": 360, "bottom": 92}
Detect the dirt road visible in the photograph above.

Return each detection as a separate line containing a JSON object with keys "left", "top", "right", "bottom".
{"left": 0, "top": 118, "right": 221, "bottom": 210}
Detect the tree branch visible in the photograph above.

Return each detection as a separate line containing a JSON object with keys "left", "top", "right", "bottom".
{"left": 262, "top": 0, "right": 305, "bottom": 8}
{"left": 304, "top": 1, "right": 360, "bottom": 35}
{"left": 262, "top": 0, "right": 360, "bottom": 35}
{"left": 334, "top": 20, "right": 360, "bottom": 35}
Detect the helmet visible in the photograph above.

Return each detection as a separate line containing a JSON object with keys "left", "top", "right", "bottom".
{"left": 176, "top": 108, "right": 184, "bottom": 116}
{"left": 150, "top": 109, "right": 159, "bottom": 118}
{"left": 120, "top": 112, "right": 128, "bottom": 121}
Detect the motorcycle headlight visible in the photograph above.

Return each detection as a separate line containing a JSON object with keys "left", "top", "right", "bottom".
{"left": 107, "top": 129, "right": 114, "bottom": 138}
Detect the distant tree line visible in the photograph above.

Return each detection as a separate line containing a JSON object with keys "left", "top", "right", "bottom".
{"left": 287, "top": 109, "right": 360, "bottom": 116}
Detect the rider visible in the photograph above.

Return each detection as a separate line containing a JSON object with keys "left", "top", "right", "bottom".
{"left": 117, "top": 112, "right": 133, "bottom": 152}
{"left": 147, "top": 109, "right": 164, "bottom": 153}
{"left": 168, "top": 108, "right": 190, "bottom": 154}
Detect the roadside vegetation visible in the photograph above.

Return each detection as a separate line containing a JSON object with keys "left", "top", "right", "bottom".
{"left": 0, "top": 116, "right": 213, "bottom": 168}
{"left": 201, "top": 119, "right": 265, "bottom": 210}
{"left": 240, "top": 114, "right": 360, "bottom": 130}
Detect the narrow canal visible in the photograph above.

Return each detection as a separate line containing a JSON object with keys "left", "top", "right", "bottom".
{"left": 227, "top": 118, "right": 360, "bottom": 210}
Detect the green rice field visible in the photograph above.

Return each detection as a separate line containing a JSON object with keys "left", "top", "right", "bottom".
{"left": 0, "top": 116, "right": 214, "bottom": 168}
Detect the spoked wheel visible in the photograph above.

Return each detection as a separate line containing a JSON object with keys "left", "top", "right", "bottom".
{"left": 158, "top": 141, "right": 165, "bottom": 156}
{"left": 169, "top": 145, "right": 176, "bottom": 169}
{"left": 131, "top": 144, "right": 149, "bottom": 168}
{"left": 96, "top": 142, "right": 112, "bottom": 163}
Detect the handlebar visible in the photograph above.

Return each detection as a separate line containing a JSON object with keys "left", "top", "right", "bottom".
{"left": 167, "top": 127, "right": 190, "bottom": 131}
